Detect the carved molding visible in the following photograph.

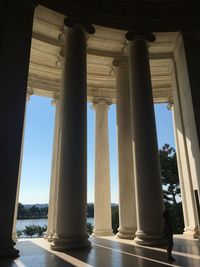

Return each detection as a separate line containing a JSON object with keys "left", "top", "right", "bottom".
{"left": 64, "top": 17, "right": 95, "bottom": 34}
{"left": 126, "top": 32, "right": 156, "bottom": 42}
{"left": 167, "top": 97, "right": 174, "bottom": 110}
{"left": 93, "top": 97, "right": 112, "bottom": 106}
{"left": 113, "top": 56, "right": 129, "bottom": 68}
{"left": 27, "top": 87, "right": 34, "bottom": 101}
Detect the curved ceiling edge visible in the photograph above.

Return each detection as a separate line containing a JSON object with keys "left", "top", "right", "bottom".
{"left": 38, "top": 0, "right": 200, "bottom": 32}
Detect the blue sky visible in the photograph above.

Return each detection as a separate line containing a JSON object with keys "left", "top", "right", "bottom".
{"left": 19, "top": 96, "right": 175, "bottom": 204}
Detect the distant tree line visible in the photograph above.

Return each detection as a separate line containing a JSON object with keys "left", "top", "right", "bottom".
{"left": 87, "top": 203, "right": 94, "bottom": 217}
{"left": 17, "top": 203, "right": 95, "bottom": 220}
{"left": 17, "top": 204, "right": 48, "bottom": 219}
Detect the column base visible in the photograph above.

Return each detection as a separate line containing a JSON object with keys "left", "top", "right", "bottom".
{"left": 46, "top": 230, "right": 56, "bottom": 242}
{"left": 183, "top": 227, "right": 199, "bottom": 239}
{"left": 51, "top": 235, "right": 91, "bottom": 251}
{"left": 43, "top": 230, "right": 49, "bottom": 239}
{"left": 0, "top": 239, "right": 19, "bottom": 259}
{"left": 117, "top": 227, "right": 136, "bottom": 239}
{"left": 134, "top": 230, "right": 165, "bottom": 247}
{"left": 47, "top": 237, "right": 54, "bottom": 242}
{"left": 92, "top": 229, "right": 113, "bottom": 236}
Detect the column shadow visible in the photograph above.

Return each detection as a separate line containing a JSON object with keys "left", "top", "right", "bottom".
{"left": 15, "top": 240, "right": 76, "bottom": 267}
{"left": 2, "top": 238, "right": 199, "bottom": 267}
{"left": 67, "top": 237, "right": 200, "bottom": 267}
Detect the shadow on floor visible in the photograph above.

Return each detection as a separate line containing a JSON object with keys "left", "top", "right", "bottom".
{"left": 1, "top": 237, "right": 200, "bottom": 267}
{"left": 173, "top": 237, "right": 200, "bottom": 255}
{"left": 67, "top": 237, "right": 200, "bottom": 267}
{"left": 0, "top": 241, "right": 76, "bottom": 267}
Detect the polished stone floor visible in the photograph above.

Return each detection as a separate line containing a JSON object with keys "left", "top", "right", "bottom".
{"left": 1, "top": 235, "right": 200, "bottom": 267}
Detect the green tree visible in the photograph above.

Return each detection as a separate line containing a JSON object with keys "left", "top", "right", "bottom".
{"left": 112, "top": 205, "right": 119, "bottom": 234}
{"left": 40, "top": 207, "right": 48, "bottom": 218}
{"left": 17, "top": 204, "right": 48, "bottom": 219}
{"left": 30, "top": 205, "right": 40, "bottom": 218}
{"left": 159, "top": 144, "right": 184, "bottom": 234}
{"left": 164, "top": 202, "right": 184, "bottom": 234}
{"left": 86, "top": 223, "right": 93, "bottom": 235}
{"left": 159, "top": 144, "right": 180, "bottom": 204}
{"left": 87, "top": 203, "right": 94, "bottom": 217}
{"left": 17, "top": 203, "right": 30, "bottom": 219}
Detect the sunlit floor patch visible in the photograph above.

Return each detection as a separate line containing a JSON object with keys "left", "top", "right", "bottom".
{"left": 14, "top": 259, "right": 27, "bottom": 267}
{"left": 92, "top": 242, "right": 180, "bottom": 267}
{"left": 1, "top": 236, "right": 199, "bottom": 267}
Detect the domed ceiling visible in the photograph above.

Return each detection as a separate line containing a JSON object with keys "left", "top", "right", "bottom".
{"left": 28, "top": 5, "right": 181, "bottom": 103}
{"left": 39, "top": 0, "right": 200, "bottom": 31}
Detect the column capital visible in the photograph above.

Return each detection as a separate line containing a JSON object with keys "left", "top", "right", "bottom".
{"left": 113, "top": 56, "right": 129, "bottom": 68}
{"left": 126, "top": 32, "right": 156, "bottom": 42}
{"left": 55, "top": 32, "right": 65, "bottom": 66}
{"left": 55, "top": 48, "right": 65, "bottom": 68}
{"left": 109, "top": 65, "right": 116, "bottom": 76}
{"left": 27, "top": 87, "right": 33, "bottom": 101}
{"left": 167, "top": 98, "right": 174, "bottom": 110}
{"left": 120, "top": 40, "right": 128, "bottom": 56}
{"left": 51, "top": 92, "right": 60, "bottom": 106}
{"left": 56, "top": 54, "right": 64, "bottom": 68}
{"left": 64, "top": 17, "right": 95, "bottom": 34}
{"left": 93, "top": 98, "right": 112, "bottom": 106}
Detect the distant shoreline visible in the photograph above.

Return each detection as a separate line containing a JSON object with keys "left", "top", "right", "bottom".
{"left": 17, "top": 203, "right": 117, "bottom": 220}
{"left": 17, "top": 216, "right": 94, "bottom": 220}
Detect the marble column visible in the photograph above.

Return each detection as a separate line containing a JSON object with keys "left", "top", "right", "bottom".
{"left": 175, "top": 33, "right": 200, "bottom": 232}
{"left": 170, "top": 103, "right": 198, "bottom": 237}
{"left": 113, "top": 58, "right": 137, "bottom": 239}
{"left": 92, "top": 98, "right": 113, "bottom": 236}
{"left": 0, "top": 0, "right": 37, "bottom": 258}
{"left": 51, "top": 19, "right": 95, "bottom": 251}
{"left": 126, "top": 32, "right": 164, "bottom": 246}
{"left": 170, "top": 59, "right": 199, "bottom": 238}
{"left": 45, "top": 95, "right": 61, "bottom": 241}
{"left": 182, "top": 31, "right": 200, "bottom": 149}
{"left": 12, "top": 91, "right": 32, "bottom": 241}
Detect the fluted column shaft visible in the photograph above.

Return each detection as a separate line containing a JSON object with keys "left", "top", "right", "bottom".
{"left": 170, "top": 58, "right": 199, "bottom": 238}
{"left": 114, "top": 60, "right": 137, "bottom": 239}
{"left": 0, "top": 0, "right": 37, "bottom": 258}
{"left": 182, "top": 31, "right": 200, "bottom": 149}
{"left": 51, "top": 22, "right": 91, "bottom": 251}
{"left": 46, "top": 97, "right": 61, "bottom": 241}
{"left": 172, "top": 102, "right": 199, "bottom": 237}
{"left": 174, "top": 34, "right": 200, "bottom": 236}
{"left": 127, "top": 33, "right": 164, "bottom": 246}
{"left": 12, "top": 92, "right": 32, "bottom": 241}
{"left": 170, "top": 104, "right": 193, "bottom": 234}
{"left": 93, "top": 99, "right": 113, "bottom": 236}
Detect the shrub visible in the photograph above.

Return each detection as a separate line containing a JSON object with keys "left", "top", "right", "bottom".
{"left": 23, "top": 225, "right": 38, "bottom": 237}
{"left": 36, "top": 225, "right": 47, "bottom": 237}
{"left": 87, "top": 222, "right": 93, "bottom": 235}
{"left": 17, "top": 230, "right": 23, "bottom": 237}
{"left": 22, "top": 224, "right": 48, "bottom": 237}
